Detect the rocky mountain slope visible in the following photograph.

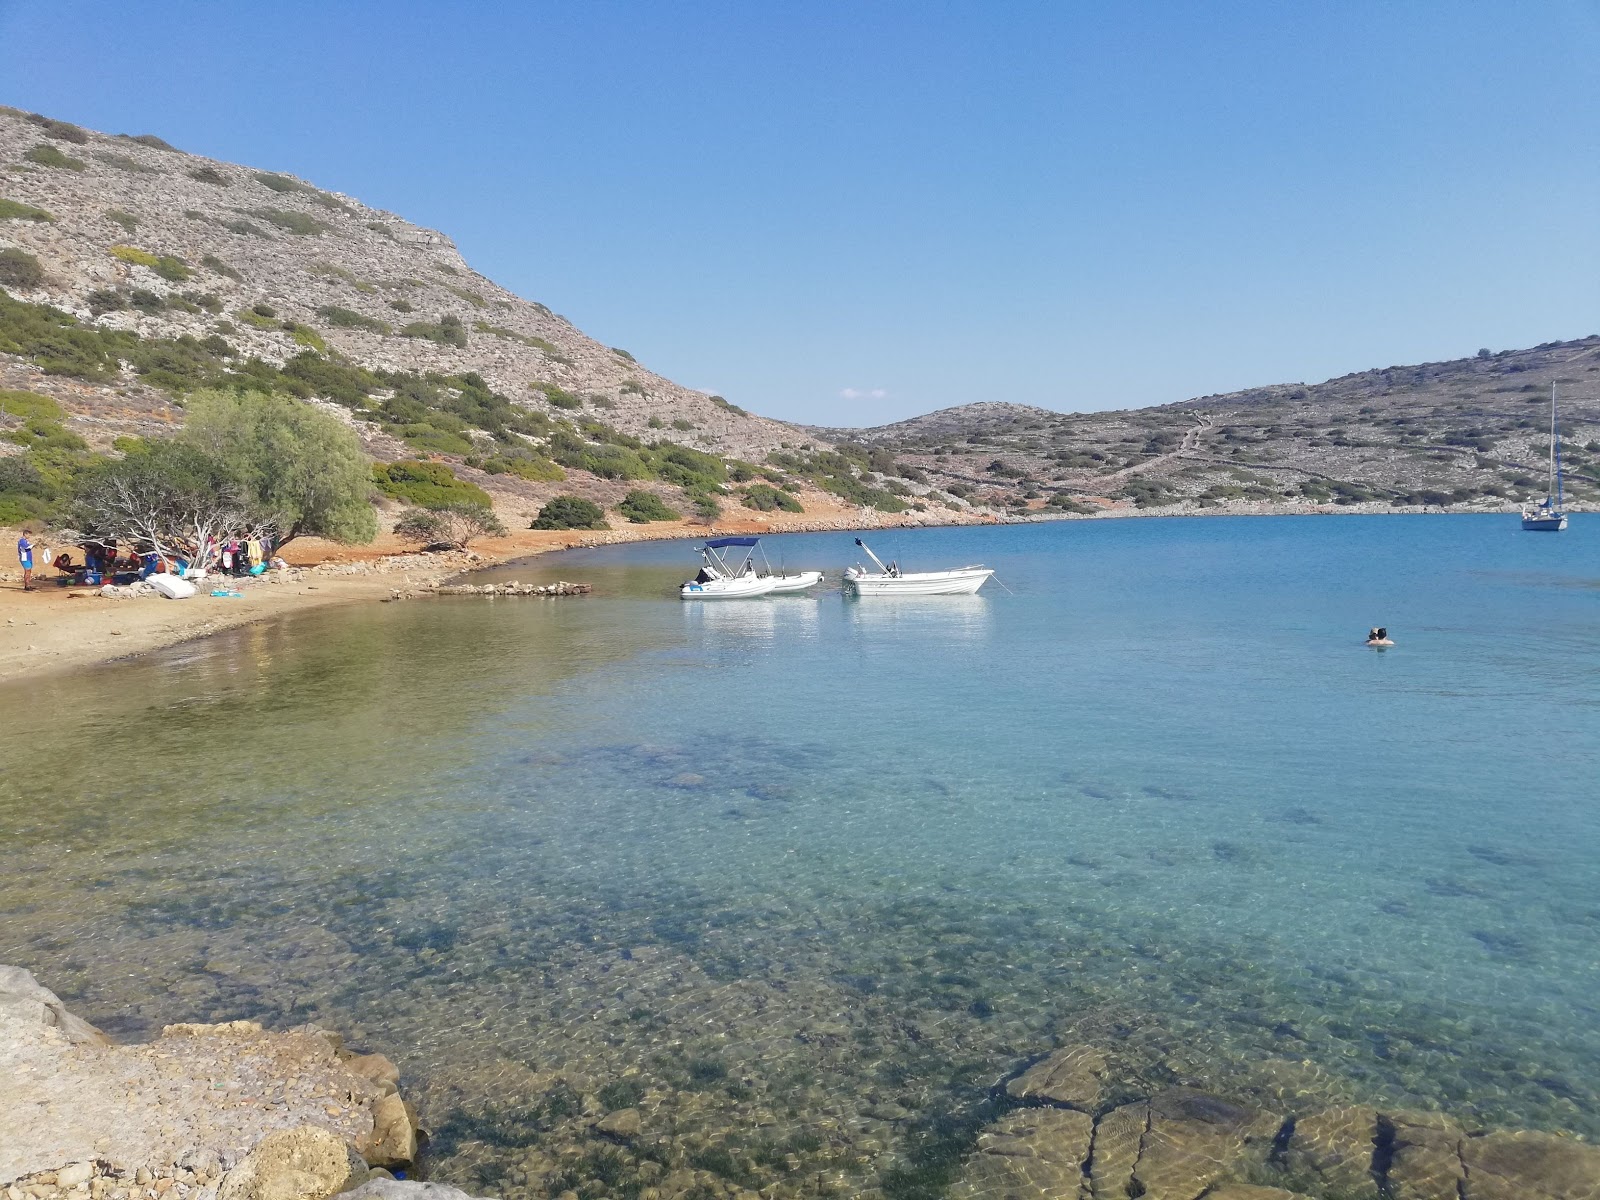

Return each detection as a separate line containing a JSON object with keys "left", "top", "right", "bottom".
{"left": 4, "top": 102, "right": 1596, "bottom": 530}
{"left": 1, "top": 106, "right": 953, "bottom": 534}
{"left": 816, "top": 338, "right": 1600, "bottom": 514}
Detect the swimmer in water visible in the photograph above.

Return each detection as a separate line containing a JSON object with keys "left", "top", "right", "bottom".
{"left": 1366, "top": 626, "right": 1394, "bottom": 647}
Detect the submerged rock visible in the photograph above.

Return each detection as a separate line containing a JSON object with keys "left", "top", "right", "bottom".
{"left": 346, "top": 1183, "right": 495, "bottom": 1200}
{"left": 1460, "top": 1128, "right": 1600, "bottom": 1199}
{"left": 1087, "top": 1101, "right": 1148, "bottom": 1200}
{"left": 1280, "top": 1106, "right": 1381, "bottom": 1199}
{"left": 952, "top": 1106, "right": 1093, "bottom": 1198}
{"left": 1132, "top": 1088, "right": 1279, "bottom": 1200}
{"left": 1385, "top": 1110, "right": 1466, "bottom": 1200}
{"left": 1005, "top": 1044, "right": 1107, "bottom": 1110}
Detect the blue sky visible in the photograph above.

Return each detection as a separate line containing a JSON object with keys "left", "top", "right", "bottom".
{"left": 4, "top": 1, "right": 1597, "bottom": 426}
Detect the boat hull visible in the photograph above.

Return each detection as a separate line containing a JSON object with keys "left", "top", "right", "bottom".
{"left": 843, "top": 567, "right": 993, "bottom": 596}
{"left": 766, "top": 571, "right": 822, "bottom": 593}
{"left": 680, "top": 576, "right": 777, "bottom": 599}
{"left": 1521, "top": 513, "right": 1567, "bottom": 531}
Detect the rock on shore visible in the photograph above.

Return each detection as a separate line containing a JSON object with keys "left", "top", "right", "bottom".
{"left": 0, "top": 967, "right": 460, "bottom": 1200}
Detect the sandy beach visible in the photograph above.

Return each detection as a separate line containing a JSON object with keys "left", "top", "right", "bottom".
{"left": 0, "top": 499, "right": 997, "bottom": 685}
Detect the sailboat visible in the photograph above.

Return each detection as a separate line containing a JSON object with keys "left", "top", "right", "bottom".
{"left": 1521, "top": 385, "right": 1568, "bottom": 532}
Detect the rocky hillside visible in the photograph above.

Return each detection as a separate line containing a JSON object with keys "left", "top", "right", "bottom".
{"left": 0, "top": 106, "right": 966, "bottom": 533}
{"left": 5, "top": 102, "right": 1597, "bottom": 531}
{"left": 816, "top": 338, "right": 1600, "bottom": 515}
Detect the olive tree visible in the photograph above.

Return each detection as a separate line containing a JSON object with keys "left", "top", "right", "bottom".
{"left": 393, "top": 502, "right": 506, "bottom": 550}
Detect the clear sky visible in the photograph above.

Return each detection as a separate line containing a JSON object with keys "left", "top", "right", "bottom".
{"left": 4, "top": 2, "right": 1598, "bottom": 426}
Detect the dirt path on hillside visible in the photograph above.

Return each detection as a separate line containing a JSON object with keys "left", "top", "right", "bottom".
{"left": 1095, "top": 412, "right": 1214, "bottom": 485}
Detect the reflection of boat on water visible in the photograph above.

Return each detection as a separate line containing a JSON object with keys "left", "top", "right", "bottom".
{"left": 842, "top": 538, "right": 993, "bottom": 596}
{"left": 680, "top": 537, "right": 821, "bottom": 599}
{"left": 841, "top": 592, "right": 992, "bottom": 640}
{"left": 1522, "top": 385, "right": 1568, "bottom": 532}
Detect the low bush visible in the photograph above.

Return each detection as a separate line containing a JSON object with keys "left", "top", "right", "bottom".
{"left": 286, "top": 324, "right": 326, "bottom": 353}
{"left": 87, "top": 288, "right": 125, "bottom": 314}
{"left": 0, "top": 199, "right": 54, "bottom": 222}
{"left": 399, "top": 314, "right": 467, "bottom": 347}
{"left": 0, "top": 249, "right": 44, "bottom": 289}
{"left": 316, "top": 305, "right": 390, "bottom": 334}
{"left": 122, "top": 134, "right": 177, "bottom": 151}
{"left": 445, "top": 285, "right": 486, "bottom": 307}
{"left": 708, "top": 394, "right": 749, "bottom": 417}
{"left": 619, "top": 379, "right": 644, "bottom": 395}
{"left": 393, "top": 502, "right": 506, "bottom": 549}
{"left": 388, "top": 299, "right": 414, "bottom": 313}
{"left": 531, "top": 495, "right": 608, "bottom": 530}
{"left": 28, "top": 114, "right": 88, "bottom": 143}
{"left": 223, "top": 218, "right": 267, "bottom": 237}
{"left": 467, "top": 450, "right": 566, "bottom": 482}
{"left": 94, "top": 152, "right": 159, "bottom": 174}
{"left": 251, "top": 209, "right": 327, "bottom": 236}
{"left": 618, "top": 489, "right": 681, "bottom": 523}
{"left": 253, "top": 172, "right": 304, "bottom": 193}
{"left": 235, "top": 305, "right": 280, "bottom": 330}
{"left": 534, "top": 382, "right": 582, "bottom": 409}
{"left": 0, "top": 389, "right": 86, "bottom": 452}
{"left": 106, "top": 209, "right": 139, "bottom": 234}
{"left": 187, "top": 166, "right": 230, "bottom": 185}
{"left": 372, "top": 460, "right": 492, "bottom": 508}
{"left": 109, "top": 245, "right": 192, "bottom": 282}
{"left": 741, "top": 482, "right": 802, "bottom": 513}
{"left": 22, "top": 144, "right": 85, "bottom": 170}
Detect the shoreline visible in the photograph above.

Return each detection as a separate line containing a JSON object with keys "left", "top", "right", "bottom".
{"left": 0, "top": 500, "right": 1564, "bottom": 686}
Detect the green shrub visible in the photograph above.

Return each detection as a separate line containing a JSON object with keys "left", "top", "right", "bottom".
{"left": 110, "top": 244, "right": 158, "bottom": 268}
{"left": 223, "top": 218, "right": 267, "bottom": 237}
{"left": 235, "top": 305, "right": 280, "bottom": 330}
{"left": 533, "top": 382, "right": 582, "bottom": 409}
{"left": 287, "top": 323, "right": 326, "bottom": 352}
{"left": 28, "top": 115, "right": 88, "bottom": 143}
{"left": 106, "top": 209, "right": 140, "bottom": 234}
{"left": 468, "top": 449, "right": 566, "bottom": 482}
{"left": 531, "top": 495, "right": 609, "bottom": 530}
{"left": 23, "top": 144, "right": 86, "bottom": 170}
{"left": 187, "top": 166, "right": 229, "bottom": 185}
{"left": 372, "top": 460, "right": 492, "bottom": 507}
{"left": 671, "top": 418, "right": 693, "bottom": 431}
{"left": 316, "top": 305, "right": 390, "bottom": 334}
{"left": 0, "top": 389, "right": 85, "bottom": 452}
{"left": 87, "top": 288, "right": 125, "bottom": 314}
{"left": 0, "top": 199, "right": 53, "bottom": 222}
{"left": 1046, "top": 492, "right": 1097, "bottom": 514}
{"left": 742, "top": 483, "right": 802, "bottom": 513}
{"left": 393, "top": 502, "right": 506, "bottom": 548}
{"left": 0, "top": 455, "right": 54, "bottom": 525}
{"left": 94, "top": 151, "right": 159, "bottom": 174}
{"left": 445, "top": 285, "right": 486, "bottom": 307}
{"left": 619, "top": 379, "right": 644, "bottom": 395}
{"left": 611, "top": 347, "right": 635, "bottom": 362}
{"left": 388, "top": 299, "right": 414, "bottom": 313}
{"left": 689, "top": 492, "right": 722, "bottom": 519}
{"left": 129, "top": 289, "right": 166, "bottom": 314}
{"left": 122, "top": 134, "right": 177, "bottom": 151}
{"left": 0, "top": 249, "right": 44, "bottom": 289}
{"left": 708, "top": 394, "right": 749, "bottom": 417}
{"left": 398, "top": 314, "right": 467, "bottom": 347}
{"left": 618, "top": 489, "right": 681, "bottom": 523}
{"left": 251, "top": 209, "right": 327, "bottom": 236}
{"left": 647, "top": 416, "right": 663, "bottom": 428}
{"left": 253, "top": 172, "right": 304, "bottom": 193}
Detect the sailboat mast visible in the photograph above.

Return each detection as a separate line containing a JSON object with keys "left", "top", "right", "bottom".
{"left": 1552, "top": 384, "right": 1563, "bottom": 508}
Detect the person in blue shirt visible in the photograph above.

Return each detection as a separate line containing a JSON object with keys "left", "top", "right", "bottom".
{"left": 17, "top": 532, "right": 35, "bottom": 591}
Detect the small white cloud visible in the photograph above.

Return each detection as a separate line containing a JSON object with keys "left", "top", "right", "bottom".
{"left": 840, "top": 387, "right": 889, "bottom": 401}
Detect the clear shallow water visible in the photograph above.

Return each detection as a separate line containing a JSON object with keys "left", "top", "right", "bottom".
{"left": 2, "top": 515, "right": 1598, "bottom": 1196}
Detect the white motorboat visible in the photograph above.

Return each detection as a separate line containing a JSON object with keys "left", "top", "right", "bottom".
{"left": 1521, "top": 384, "right": 1568, "bottom": 532}
{"left": 680, "top": 537, "right": 821, "bottom": 598}
{"left": 842, "top": 538, "right": 994, "bottom": 596}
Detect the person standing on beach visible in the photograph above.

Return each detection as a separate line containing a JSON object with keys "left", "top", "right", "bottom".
{"left": 17, "top": 531, "right": 35, "bottom": 591}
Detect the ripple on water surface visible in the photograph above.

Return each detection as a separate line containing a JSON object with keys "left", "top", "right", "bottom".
{"left": 2, "top": 515, "right": 1598, "bottom": 1197}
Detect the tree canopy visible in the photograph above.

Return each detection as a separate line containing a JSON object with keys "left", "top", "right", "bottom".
{"left": 179, "top": 389, "right": 377, "bottom": 546}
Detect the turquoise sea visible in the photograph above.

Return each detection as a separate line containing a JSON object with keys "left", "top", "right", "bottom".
{"left": 2, "top": 514, "right": 1597, "bottom": 1196}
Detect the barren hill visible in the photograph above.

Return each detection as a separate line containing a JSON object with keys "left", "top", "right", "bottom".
{"left": 826, "top": 338, "right": 1600, "bottom": 515}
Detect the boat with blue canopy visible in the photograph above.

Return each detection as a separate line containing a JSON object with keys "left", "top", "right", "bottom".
{"left": 680, "top": 537, "right": 821, "bottom": 599}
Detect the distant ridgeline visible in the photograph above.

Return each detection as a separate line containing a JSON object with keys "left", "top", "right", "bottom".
{"left": 3, "top": 102, "right": 1599, "bottom": 530}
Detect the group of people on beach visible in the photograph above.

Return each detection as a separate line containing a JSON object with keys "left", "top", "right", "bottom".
{"left": 13, "top": 530, "right": 281, "bottom": 591}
